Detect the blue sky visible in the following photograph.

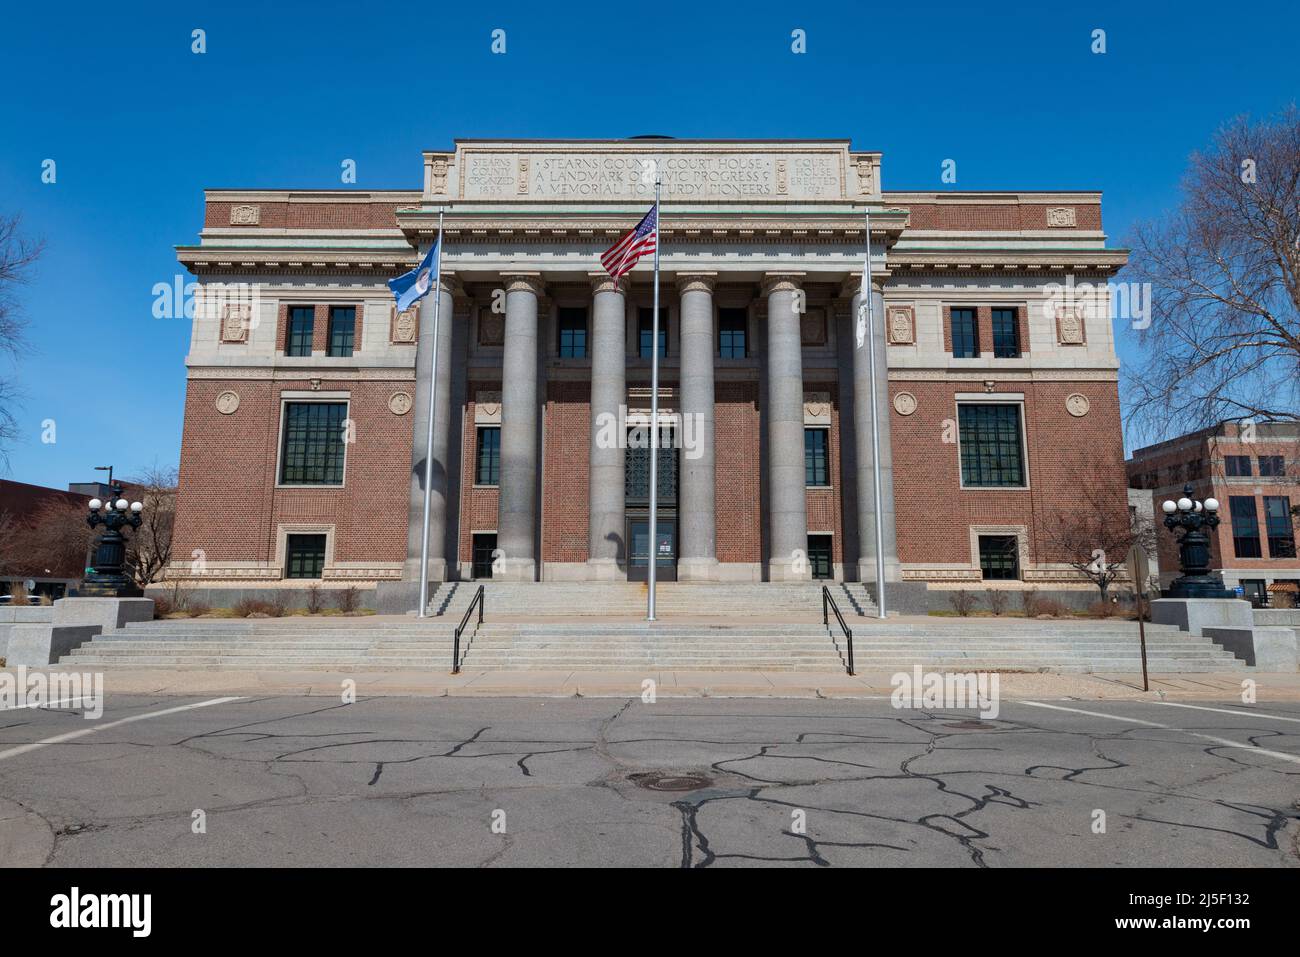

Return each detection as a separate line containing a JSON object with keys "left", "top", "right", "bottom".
{"left": 0, "top": 0, "right": 1295, "bottom": 489}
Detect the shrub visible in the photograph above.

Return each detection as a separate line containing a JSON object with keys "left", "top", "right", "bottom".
{"left": 232, "top": 597, "right": 287, "bottom": 618}
{"left": 1036, "top": 598, "right": 1071, "bottom": 618}
{"left": 305, "top": 584, "right": 324, "bottom": 615}
{"left": 1087, "top": 599, "right": 1118, "bottom": 618}
{"left": 153, "top": 594, "right": 174, "bottom": 617}
{"left": 949, "top": 590, "right": 979, "bottom": 617}
{"left": 334, "top": 585, "right": 361, "bottom": 614}
{"left": 1018, "top": 588, "right": 1041, "bottom": 618}
{"left": 189, "top": 602, "right": 213, "bottom": 617}
{"left": 985, "top": 589, "right": 1009, "bottom": 616}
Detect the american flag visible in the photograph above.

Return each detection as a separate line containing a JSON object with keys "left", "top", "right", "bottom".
{"left": 600, "top": 204, "right": 658, "bottom": 279}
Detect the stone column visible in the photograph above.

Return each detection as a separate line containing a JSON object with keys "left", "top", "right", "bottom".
{"left": 847, "top": 276, "right": 900, "bottom": 584}
{"left": 496, "top": 273, "right": 544, "bottom": 581}
{"left": 763, "top": 273, "right": 811, "bottom": 581}
{"left": 587, "top": 273, "right": 627, "bottom": 579}
{"left": 676, "top": 273, "right": 719, "bottom": 580}
{"left": 402, "top": 271, "right": 457, "bottom": 583}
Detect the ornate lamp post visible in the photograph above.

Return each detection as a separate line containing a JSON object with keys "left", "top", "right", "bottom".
{"left": 1160, "top": 483, "right": 1234, "bottom": 599}
{"left": 83, "top": 481, "right": 144, "bottom": 597}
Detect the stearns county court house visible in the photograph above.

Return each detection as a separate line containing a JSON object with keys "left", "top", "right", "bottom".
{"left": 165, "top": 138, "right": 1131, "bottom": 613}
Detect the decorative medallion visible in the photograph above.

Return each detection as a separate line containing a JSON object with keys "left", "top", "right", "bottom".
{"left": 220, "top": 303, "right": 251, "bottom": 343}
{"left": 215, "top": 391, "right": 240, "bottom": 415}
{"left": 1056, "top": 307, "right": 1086, "bottom": 345}
{"left": 230, "top": 204, "right": 260, "bottom": 226}
{"left": 478, "top": 312, "right": 505, "bottom": 347}
{"left": 803, "top": 391, "right": 832, "bottom": 425}
{"left": 799, "top": 309, "right": 826, "bottom": 346}
{"left": 886, "top": 305, "right": 915, "bottom": 345}
{"left": 1046, "top": 207, "right": 1077, "bottom": 228}
{"left": 388, "top": 391, "right": 413, "bottom": 416}
{"left": 391, "top": 305, "right": 418, "bottom": 343}
{"left": 893, "top": 392, "right": 918, "bottom": 416}
{"left": 1065, "top": 393, "right": 1091, "bottom": 417}
{"left": 475, "top": 390, "right": 503, "bottom": 425}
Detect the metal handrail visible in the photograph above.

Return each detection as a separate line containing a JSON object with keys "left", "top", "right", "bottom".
{"left": 822, "top": 585, "right": 855, "bottom": 676}
{"left": 452, "top": 585, "right": 485, "bottom": 674}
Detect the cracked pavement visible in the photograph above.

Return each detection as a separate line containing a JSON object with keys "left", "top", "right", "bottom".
{"left": 1, "top": 695, "right": 1298, "bottom": 867}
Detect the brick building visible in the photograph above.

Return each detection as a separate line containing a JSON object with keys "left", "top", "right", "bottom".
{"left": 1128, "top": 421, "right": 1299, "bottom": 605}
{"left": 167, "top": 138, "right": 1131, "bottom": 610}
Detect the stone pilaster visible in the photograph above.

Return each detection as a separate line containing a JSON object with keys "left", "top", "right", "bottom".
{"left": 676, "top": 273, "right": 719, "bottom": 580}
{"left": 763, "top": 273, "right": 811, "bottom": 581}
{"left": 496, "top": 273, "right": 544, "bottom": 581}
{"left": 587, "top": 272, "right": 628, "bottom": 579}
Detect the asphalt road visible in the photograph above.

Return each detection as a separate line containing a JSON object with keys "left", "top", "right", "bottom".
{"left": 2, "top": 694, "right": 1298, "bottom": 867}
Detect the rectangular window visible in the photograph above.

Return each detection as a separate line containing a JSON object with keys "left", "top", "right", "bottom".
{"left": 991, "top": 308, "right": 1020, "bottom": 358}
{"left": 1168, "top": 463, "right": 1184, "bottom": 485}
{"left": 471, "top": 533, "right": 497, "bottom": 580}
{"left": 1264, "top": 496, "right": 1296, "bottom": 558}
{"left": 1144, "top": 470, "right": 1159, "bottom": 490}
{"left": 1186, "top": 458, "right": 1205, "bottom": 480}
{"left": 1258, "top": 455, "right": 1286, "bottom": 477}
{"left": 475, "top": 426, "right": 501, "bottom": 486}
{"left": 638, "top": 307, "right": 667, "bottom": 359}
{"left": 804, "top": 428, "right": 830, "bottom": 487}
{"left": 1225, "top": 455, "right": 1252, "bottom": 477}
{"left": 558, "top": 307, "right": 588, "bottom": 358}
{"left": 979, "top": 535, "right": 1020, "bottom": 580}
{"left": 1240, "top": 579, "right": 1267, "bottom": 607}
{"left": 958, "top": 404, "right": 1025, "bottom": 487}
{"left": 287, "top": 306, "right": 315, "bottom": 357}
{"left": 718, "top": 308, "right": 747, "bottom": 358}
{"left": 1229, "top": 496, "right": 1262, "bottom": 558}
{"left": 327, "top": 306, "right": 355, "bottom": 357}
{"left": 807, "top": 535, "right": 833, "bottom": 580}
{"left": 285, "top": 534, "right": 326, "bottom": 579}
{"left": 951, "top": 308, "right": 978, "bottom": 358}
{"left": 280, "top": 402, "right": 347, "bottom": 485}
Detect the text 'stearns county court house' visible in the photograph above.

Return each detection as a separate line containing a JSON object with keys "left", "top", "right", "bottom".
{"left": 168, "top": 139, "right": 1131, "bottom": 611}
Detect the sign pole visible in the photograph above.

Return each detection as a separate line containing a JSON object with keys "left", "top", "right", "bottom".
{"left": 647, "top": 178, "right": 661, "bottom": 621}
{"left": 416, "top": 209, "right": 444, "bottom": 618}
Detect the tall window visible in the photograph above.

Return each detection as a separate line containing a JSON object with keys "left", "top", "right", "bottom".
{"left": 475, "top": 426, "right": 501, "bottom": 486}
{"left": 991, "top": 308, "right": 1020, "bottom": 358}
{"left": 1186, "top": 458, "right": 1205, "bottom": 480}
{"left": 979, "top": 535, "right": 1020, "bottom": 580}
{"left": 286, "top": 534, "right": 326, "bottom": 579}
{"left": 1258, "top": 455, "right": 1286, "bottom": 477}
{"left": 718, "top": 308, "right": 747, "bottom": 358}
{"left": 558, "top": 307, "right": 588, "bottom": 358}
{"left": 280, "top": 402, "right": 347, "bottom": 485}
{"left": 807, "top": 535, "right": 833, "bottom": 580}
{"left": 1264, "top": 496, "right": 1296, "bottom": 558}
{"left": 638, "top": 307, "right": 667, "bottom": 358}
{"left": 1225, "top": 455, "right": 1252, "bottom": 477}
{"left": 958, "top": 404, "right": 1025, "bottom": 487}
{"left": 287, "top": 306, "right": 315, "bottom": 357}
{"left": 951, "top": 308, "right": 978, "bottom": 358}
{"left": 327, "top": 306, "right": 355, "bottom": 357}
{"left": 1229, "top": 496, "right": 1262, "bottom": 558}
{"left": 805, "top": 428, "right": 830, "bottom": 487}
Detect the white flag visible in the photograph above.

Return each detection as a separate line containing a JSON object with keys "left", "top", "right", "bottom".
{"left": 856, "top": 210, "right": 872, "bottom": 348}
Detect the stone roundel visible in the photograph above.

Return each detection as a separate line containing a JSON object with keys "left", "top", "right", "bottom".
{"left": 215, "top": 390, "right": 240, "bottom": 415}
{"left": 893, "top": 392, "right": 917, "bottom": 416}
{"left": 388, "top": 391, "right": 413, "bottom": 416}
{"left": 1065, "top": 393, "right": 1091, "bottom": 417}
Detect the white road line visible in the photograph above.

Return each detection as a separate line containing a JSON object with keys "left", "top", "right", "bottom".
{"left": 1, "top": 697, "right": 97, "bottom": 712}
{"left": 1150, "top": 701, "right": 1300, "bottom": 723}
{"left": 0, "top": 697, "right": 245, "bottom": 762}
{"left": 1021, "top": 700, "right": 1300, "bottom": 767}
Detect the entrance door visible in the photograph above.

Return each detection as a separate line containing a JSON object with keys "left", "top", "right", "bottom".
{"left": 628, "top": 517, "right": 677, "bottom": 582}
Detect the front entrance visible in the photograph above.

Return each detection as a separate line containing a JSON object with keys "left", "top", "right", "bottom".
{"left": 628, "top": 516, "right": 677, "bottom": 582}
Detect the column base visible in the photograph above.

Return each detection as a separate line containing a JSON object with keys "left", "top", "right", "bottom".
{"left": 585, "top": 558, "right": 624, "bottom": 581}
{"left": 402, "top": 558, "right": 448, "bottom": 583}
{"left": 494, "top": 558, "right": 537, "bottom": 582}
{"left": 676, "top": 557, "right": 720, "bottom": 582}
{"left": 856, "top": 557, "right": 902, "bottom": 585}
{"left": 768, "top": 558, "right": 812, "bottom": 582}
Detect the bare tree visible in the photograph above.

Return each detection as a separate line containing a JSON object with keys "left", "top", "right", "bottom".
{"left": 1042, "top": 486, "right": 1157, "bottom": 601}
{"left": 1123, "top": 106, "right": 1300, "bottom": 445}
{"left": 0, "top": 214, "right": 43, "bottom": 465}
{"left": 123, "top": 464, "right": 178, "bottom": 587}
{"left": 10, "top": 497, "right": 94, "bottom": 582}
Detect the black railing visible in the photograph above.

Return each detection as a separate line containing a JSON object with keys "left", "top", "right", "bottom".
{"left": 822, "top": 585, "right": 854, "bottom": 676}
{"left": 452, "top": 585, "right": 485, "bottom": 675}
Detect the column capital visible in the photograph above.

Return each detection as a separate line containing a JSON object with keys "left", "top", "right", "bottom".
{"left": 588, "top": 271, "right": 629, "bottom": 296}
{"left": 675, "top": 272, "right": 717, "bottom": 294}
{"left": 434, "top": 271, "right": 463, "bottom": 298}
{"left": 840, "top": 274, "right": 883, "bottom": 299}
{"left": 761, "top": 272, "right": 806, "bottom": 296}
{"left": 500, "top": 272, "right": 545, "bottom": 297}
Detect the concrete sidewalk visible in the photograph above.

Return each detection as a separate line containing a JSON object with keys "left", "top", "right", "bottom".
{"left": 5, "top": 666, "right": 1297, "bottom": 702}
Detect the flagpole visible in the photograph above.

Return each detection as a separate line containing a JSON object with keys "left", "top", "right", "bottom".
{"left": 417, "top": 208, "right": 444, "bottom": 618}
{"left": 647, "top": 177, "right": 661, "bottom": 622}
{"left": 863, "top": 209, "right": 887, "bottom": 620}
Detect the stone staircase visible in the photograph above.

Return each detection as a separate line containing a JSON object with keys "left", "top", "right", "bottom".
{"left": 60, "top": 616, "right": 1246, "bottom": 673}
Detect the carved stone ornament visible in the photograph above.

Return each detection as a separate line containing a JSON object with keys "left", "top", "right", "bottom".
{"left": 886, "top": 305, "right": 915, "bottom": 345}
{"left": 803, "top": 391, "right": 832, "bottom": 424}
{"left": 215, "top": 391, "right": 241, "bottom": 415}
{"left": 391, "top": 305, "right": 418, "bottom": 343}
{"left": 1046, "top": 206, "right": 1077, "bottom": 228}
{"left": 1056, "top": 307, "right": 1086, "bottom": 345}
{"left": 893, "top": 392, "right": 918, "bottom": 416}
{"left": 800, "top": 310, "right": 826, "bottom": 346}
{"left": 221, "top": 303, "right": 250, "bottom": 343}
{"left": 1065, "top": 393, "right": 1091, "bottom": 418}
{"left": 478, "top": 311, "right": 505, "bottom": 346}
{"left": 428, "top": 156, "right": 449, "bottom": 194}
{"left": 230, "top": 204, "right": 260, "bottom": 225}
{"left": 476, "top": 390, "right": 503, "bottom": 425}
{"left": 388, "top": 391, "right": 413, "bottom": 416}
